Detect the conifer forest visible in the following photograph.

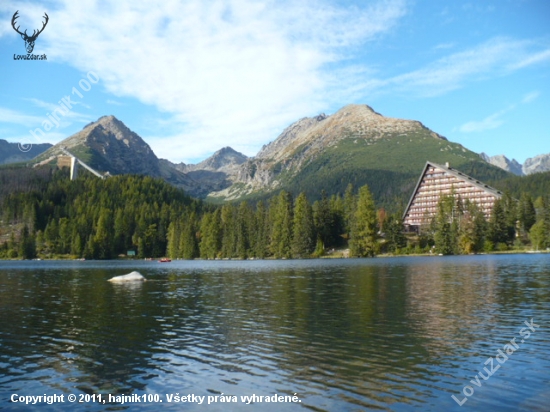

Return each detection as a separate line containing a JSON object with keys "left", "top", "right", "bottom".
{"left": 1, "top": 166, "right": 549, "bottom": 260}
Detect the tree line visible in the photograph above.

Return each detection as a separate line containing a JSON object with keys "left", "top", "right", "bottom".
{"left": 414, "top": 191, "right": 550, "bottom": 255}
{"left": 1, "top": 167, "right": 549, "bottom": 260}
{"left": 167, "top": 185, "right": 381, "bottom": 260}
{"left": 0, "top": 169, "right": 383, "bottom": 259}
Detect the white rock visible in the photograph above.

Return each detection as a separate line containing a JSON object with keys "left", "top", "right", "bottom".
{"left": 108, "top": 271, "right": 146, "bottom": 282}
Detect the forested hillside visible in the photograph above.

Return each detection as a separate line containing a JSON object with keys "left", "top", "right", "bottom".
{"left": 1, "top": 168, "right": 202, "bottom": 259}
{"left": 211, "top": 134, "right": 513, "bottom": 213}
{"left": 1, "top": 164, "right": 549, "bottom": 260}
{"left": 488, "top": 171, "right": 550, "bottom": 200}
{"left": 0, "top": 164, "right": 388, "bottom": 259}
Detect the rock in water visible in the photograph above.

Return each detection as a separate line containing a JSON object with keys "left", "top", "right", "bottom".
{"left": 108, "top": 271, "right": 146, "bottom": 282}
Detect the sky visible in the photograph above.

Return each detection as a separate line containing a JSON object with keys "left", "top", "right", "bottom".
{"left": 1, "top": 0, "right": 549, "bottom": 164}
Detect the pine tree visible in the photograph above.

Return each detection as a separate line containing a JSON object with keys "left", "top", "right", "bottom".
{"left": 94, "top": 208, "right": 114, "bottom": 259}
{"left": 221, "top": 204, "right": 237, "bottom": 257}
{"left": 529, "top": 196, "right": 550, "bottom": 250}
{"left": 58, "top": 217, "right": 71, "bottom": 254}
{"left": 70, "top": 230, "right": 83, "bottom": 257}
{"left": 313, "top": 190, "right": 335, "bottom": 248}
{"left": 144, "top": 223, "right": 160, "bottom": 257}
{"left": 235, "top": 202, "right": 251, "bottom": 259}
{"left": 270, "top": 191, "right": 293, "bottom": 258}
{"left": 434, "top": 216, "right": 453, "bottom": 255}
{"left": 252, "top": 201, "right": 269, "bottom": 258}
{"left": 292, "top": 193, "right": 315, "bottom": 258}
{"left": 200, "top": 210, "right": 221, "bottom": 259}
{"left": 166, "top": 220, "right": 181, "bottom": 258}
{"left": 329, "top": 194, "right": 345, "bottom": 247}
{"left": 433, "top": 194, "right": 458, "bottom": 255}
{"left": 181, "top": 213, "right": 198, "bottom": 259}
{"left": 44, "top": 218, "right": 58, "bottom": 254}
{"left": 113, "top": 208, "right": 126, "bottom": 254}
{"left": 488, "top": 199, "right": 508, "bottom": 247}
{"left": 19, "top": 225, "right": 36, "bottom": 259}
{"left": 517, "top": 193, "right": 536, "bottom": 238}
{"left": 349, "top": 185, "right": 378, "bottom": 257}
{"left": 343, "top": 183, "right": 356, "bottom": 240}
{"left": 35, "top": 230, "right": 45, "bottom": 255}
{"left": 502, "top": 192, "right": 517, "bottom": 243}
{"left": 384, "top": 214, "right": 406, "bottom": 253}
{"left": 529, "top": 220, "right": 548, "bottom": 250}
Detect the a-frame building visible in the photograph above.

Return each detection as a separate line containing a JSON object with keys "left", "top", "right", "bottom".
{"left": 402, "top": 161, "right": 503, "bottom": 231}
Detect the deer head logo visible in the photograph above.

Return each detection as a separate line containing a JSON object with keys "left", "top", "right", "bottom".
{"left": 11, "top": 10, "right": 49, "bottom": 54}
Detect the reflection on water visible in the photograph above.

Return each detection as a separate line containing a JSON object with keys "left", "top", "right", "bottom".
{"left": 0, "top": 255, "right": 549, "bottom": 411}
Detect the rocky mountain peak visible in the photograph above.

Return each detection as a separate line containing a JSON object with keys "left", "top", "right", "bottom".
{"left": 81, "top": 115, "right": 140, "bottom": 147}
{"left": 191, "top": 146, "right": 248, "bottom": 172}
{"left": 522, "top": 153, "right": 550, "bottom": 175}
{"left": 480, "top": 152, "right": 550, "bottom": 176}
{"left": 480, "top": 153, "right": 524, "bottom": 176}
{"left": 35, "top": 116, "right": 160, "bottom": 176}
{"left": 256, "top": 104, "right": 445, "bottom": 164}
{"left": 170, "top": 146, "right": 248, "bottom": 173}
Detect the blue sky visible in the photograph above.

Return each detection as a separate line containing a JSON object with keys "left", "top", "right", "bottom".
{"left": 1, "top": 0, "right": 549, "bottom": 164}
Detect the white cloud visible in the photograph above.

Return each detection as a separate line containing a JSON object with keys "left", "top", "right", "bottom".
{"left": 0, "top": 100, "right": 94, "bottom": 146}
{"left": 334, "top": 37, "right": 550, "bottom": 103}
{"left": 509, "top": 49, "right": 550, "bottom": 70}
{"left": 18, "top": 97, "right": 96, "bottom": 131}
{"left": 106, "top": 99, "right": 124, "bottom": 106}
{"left": 3, "top": 1, "right": 548, "bottom": 163}
{"left": 385, "top": 37, "right": 550, "bottom": 97}
{"left": 433, "top": 42, "right": 455, "bottom": 50}
{"left": 522, "top": 91, "right": 540, "bottom": 104}
{"left": 0, "top": 107, "right": 44, "bottom": 126}
{"left": 11, "top": 0, "right": 406, "bottom": 162}
{"left": 458, "top": 89, "right": 540, "bottom": 134}
{"left": 0, "top": 106, "right": 68, "bottom": 145}
{"left": 459, "top": 111, "right": 507, "bottom": 133}
{"left": 24, "top": 97, "right": 92, "bottom": 116}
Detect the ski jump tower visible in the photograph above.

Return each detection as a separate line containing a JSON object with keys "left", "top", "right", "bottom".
{"left": 60, "top": 147, "right": 107, "bottom": 180}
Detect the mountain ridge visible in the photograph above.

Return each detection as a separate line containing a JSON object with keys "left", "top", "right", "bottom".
{"left": 35, "top": 115, "right": 161, "bottom": 176}
{"left": 205, "top": 104, "right": 469, "bottom": 202}
{"left": 18, "top": 105, "right": 547, "bottom": 210}
{"left": 0, "top": 139, "right": 52, "bottom": 165}
{"left": 481, "top": 152, "right": 550, "bottom": 176}
{"left": 32, "top": 115, "right": 202, "bottom": 193}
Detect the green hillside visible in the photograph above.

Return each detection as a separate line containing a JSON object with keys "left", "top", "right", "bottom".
{"left": 222, "top": 132, "right": 512, "bottom": 212}
{"left": 488, "top": 170, "right": 550, "bottom": 199}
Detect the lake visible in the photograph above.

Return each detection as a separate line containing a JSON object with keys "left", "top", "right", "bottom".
{"left": 0, "top": 254, "right": 549, "bottom": 411}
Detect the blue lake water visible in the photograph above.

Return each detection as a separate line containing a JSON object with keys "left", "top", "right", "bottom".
{"left": 0, "top": 254, "right": 549, "bottom": 411}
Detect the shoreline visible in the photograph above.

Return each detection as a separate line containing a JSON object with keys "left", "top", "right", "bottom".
{"left": 1, "top": 249, "right": 549, "bottom": 262}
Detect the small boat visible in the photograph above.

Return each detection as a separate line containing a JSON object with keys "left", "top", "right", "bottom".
{"left": 158, "top": 258, "right": 172, "bottom": 263}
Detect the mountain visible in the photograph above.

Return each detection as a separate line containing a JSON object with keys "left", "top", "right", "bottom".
{"left": 162, "top": 147, "right": 248, "bottom": 197}
{"left": 480, "top": 153, "right": 524, "bottom": 175}
{"left": 479, "top": 152, "right": 550, "bottom": 176}
{"left": 33, "top": 115, "right": 198, "bottom": 192}
{"left": 35, "top": 115, "right": 160, "bottom": 174}
{"left": 178, "top": 146, "right": 248, "bottom": 173}
{"left": 205, "top": 104, "right": 511, "bottom": 209}
{"left": 25, "top": 108, "right": 519, "bottom": 211}
{"left": 523, "top": 153, "right": 550, "bottom": 175}
{"left": 0, "top": 139, "right": 51, "bottom": 165}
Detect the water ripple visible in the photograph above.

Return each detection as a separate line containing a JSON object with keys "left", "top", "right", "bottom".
{"left": 1, "top": 255, "right": 549, "bottom": 411}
